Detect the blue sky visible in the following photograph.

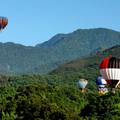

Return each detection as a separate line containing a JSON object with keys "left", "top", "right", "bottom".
{"left": 0, "top": 0, "right": 120, "bottom": 46}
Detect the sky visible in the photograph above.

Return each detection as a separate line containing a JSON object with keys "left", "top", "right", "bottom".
{"left": 0, "top": 0, "right": 120, "bottom": 46}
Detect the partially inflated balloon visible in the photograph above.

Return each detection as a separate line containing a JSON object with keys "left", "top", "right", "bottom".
{"left": 0, "top": 16, "right": 8, "bottom": 31}
{"left": 77, "top": 79, "right": 88, "bottom": 89}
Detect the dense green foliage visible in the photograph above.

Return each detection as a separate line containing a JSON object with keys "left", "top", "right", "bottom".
{"left": 0, "top": 28, "right": 120, "bottom": 74}
{"left": 80, "top": 92, "right": 120, "bottom": 120}
{"left": 0, "top": 73, "right": 120, "bottom": 120}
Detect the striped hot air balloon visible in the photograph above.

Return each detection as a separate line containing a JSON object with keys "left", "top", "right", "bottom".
{"left": 0, "top": 16, "right": 8, "bottom": 31}
{"left": 100, "top": 56, "right": 120, "bottom": 91}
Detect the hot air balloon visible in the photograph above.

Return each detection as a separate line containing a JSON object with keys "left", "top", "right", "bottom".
{"left": 96, "top": 76, "right": 108, "bottom": 95}
{"left": 96, "top": 76, "right": 107, "bottom": 87}
{"left": 0, "top": 16, "right": 8, "bottom": 31}
{"left": 100, "top": 56, "right": 120, "bottom": 93}
{"left": 77, "top": 79, "right": 88, "bottom": 93}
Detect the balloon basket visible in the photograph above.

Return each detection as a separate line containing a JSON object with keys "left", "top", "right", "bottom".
{"left": 98, "top": 87, "right": 108, "bottom": 95}
{"left": 81, "top": 88, "right": 87, "bottom": 93}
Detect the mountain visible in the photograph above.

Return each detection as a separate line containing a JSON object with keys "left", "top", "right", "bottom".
{"left": 36, "top": 28, "right": 120, "bottom": 56}
{"left": 0, "top": 28, "right": 120, "bottom": 74}
{"left": 50, "top": 45, "right": 120, "bottom": 75}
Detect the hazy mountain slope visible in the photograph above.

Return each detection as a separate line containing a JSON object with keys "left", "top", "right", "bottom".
{"left": 50, "top": 45, "right": 120, "bottom": 74}
{"left": 0, "top": 28, "right": 120, "bottom": 74}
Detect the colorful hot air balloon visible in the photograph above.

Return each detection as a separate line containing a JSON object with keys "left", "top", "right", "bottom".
{"left": 100, "top": 56, "right": 120, "bottom": 93}
{"left": 0, "top": 16, "right": 8, "bottom": 31}
{"left": 96, "top": 76, "right": 108, "bottom": 95}
{"left": 96, "top": 76, "right": 107, "bottom": 88}
{"left": 77, "top": 79, "right": 88, "bottom": 93}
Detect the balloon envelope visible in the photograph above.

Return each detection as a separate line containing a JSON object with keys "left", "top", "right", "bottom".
{"left": 0, "top": 16, "right": 8, "bottom": 31}
{"left": 96, "top": 76, "right": 107, "bottom": 87}
{"left": 100, "top": 56, "right": 120, "bottom": 88}
{"left": 77, "top": 79, "right": 88, "bottom": 89}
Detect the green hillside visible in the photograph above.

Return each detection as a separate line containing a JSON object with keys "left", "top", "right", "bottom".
{"left": 50, "top": 45, "right": 120, "bottom": 75}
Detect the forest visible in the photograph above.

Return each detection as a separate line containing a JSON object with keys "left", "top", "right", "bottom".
{"left": 0, "top": 69, "right": 120, "bottom": 120}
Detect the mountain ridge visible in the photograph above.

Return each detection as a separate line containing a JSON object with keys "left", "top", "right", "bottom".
{"left": 36, "top": 28, "right": 120, "bottom": 48}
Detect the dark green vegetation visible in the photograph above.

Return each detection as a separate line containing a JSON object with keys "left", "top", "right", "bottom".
{"left": 0, "top": 28, "right": 120, "bottom": 74}
{"left": 1, "top": 74, "right": 120, "bottom": 120}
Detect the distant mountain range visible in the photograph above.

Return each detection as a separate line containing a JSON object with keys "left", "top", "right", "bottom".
{"left": 0, "top": 28, "right": 120, "bottom": 74}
